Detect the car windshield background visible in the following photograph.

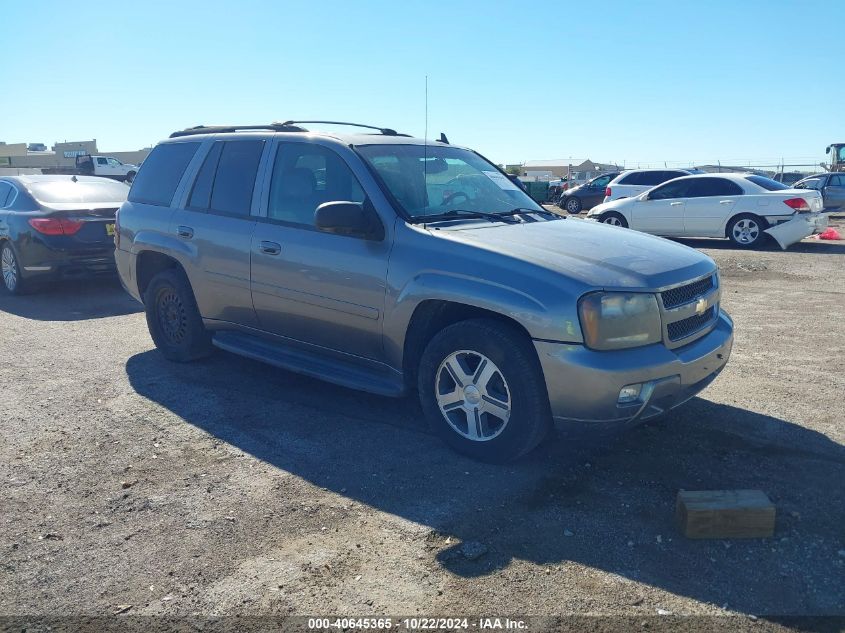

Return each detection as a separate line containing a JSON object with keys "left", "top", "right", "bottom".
{"left": 267, "top": 143, "right": 366, "bottom": 227}
{"left": 745, "top": 175, "right": 789, "bottom": 191}
{"left": 28, "top": 179, "right": 130, "bottom": 204}
{"left": 355, "top": 144, "right": 542, "bottom": 219}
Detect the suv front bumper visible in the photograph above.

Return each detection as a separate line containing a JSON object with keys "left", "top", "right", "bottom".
{"left": 535, "top": 310, "right": 733, "bottom": 426}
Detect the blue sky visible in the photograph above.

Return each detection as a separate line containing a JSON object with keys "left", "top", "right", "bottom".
{"left": 3, "top": 0, "right": 843, "bottom": 168}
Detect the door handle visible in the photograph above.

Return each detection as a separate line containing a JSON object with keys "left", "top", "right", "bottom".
{"left": 259, "top": 240, "right": 282, "bottom": 255}
{"left": 177, "top": 225, "right": 194, "bottom": 239}
{"left": 670, "top": 202, "right": 683, "bottom": 206}
{"left": 719, "top": 200, "right": 734, "bottom": 204}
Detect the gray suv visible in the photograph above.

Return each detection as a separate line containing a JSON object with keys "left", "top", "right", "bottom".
{"left": 115, "top": 122, "right": 733, "bottom": 462}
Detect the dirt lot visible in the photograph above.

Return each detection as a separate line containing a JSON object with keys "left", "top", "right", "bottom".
{"left": 1, "top": 219, "right": 844, "bottom": 628}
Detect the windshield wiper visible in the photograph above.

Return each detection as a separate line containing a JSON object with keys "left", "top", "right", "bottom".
{"left": 420, "top": 209, "right": 521, "bottom": 224}
{"left": 508, "top": 206, "right": 560, "bottom": 218}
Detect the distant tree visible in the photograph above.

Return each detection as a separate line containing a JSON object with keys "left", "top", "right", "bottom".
{"left": 505, "top": 165, "right": 522, "bottom": 176}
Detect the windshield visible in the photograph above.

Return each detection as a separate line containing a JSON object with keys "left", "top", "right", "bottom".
{"left": 28, "top": 179, "right": 130, "bottom": 204}
{"left": 745, "top": 175, "right": 789, "bottom": 191}
{"left": 356, "top": 144, "right": 543, "bottom": 219}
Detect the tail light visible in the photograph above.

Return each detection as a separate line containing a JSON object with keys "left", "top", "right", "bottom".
{"left": 28, "top": 218, "right": 84, "bottom": 235}
{"left": 605, "top": 187, "right": 612, "bottom": 198}
{"left": 783, "top": 198, "right": 811, "bottom": 213}
{"left": 114, "top": 208, "right": 120, "bottom": 248}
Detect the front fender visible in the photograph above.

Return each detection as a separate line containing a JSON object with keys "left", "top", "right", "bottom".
{"left": 382, "top": 270, "right": 583, "bottom": 370}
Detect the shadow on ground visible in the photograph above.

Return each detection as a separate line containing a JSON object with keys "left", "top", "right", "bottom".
{"left": 126, "top": 349, "right": 845, "bottom": 618}
{"left": 0, "top": 278, "right": 141, "bottom": 321}
{"left": 670, "top": 237, "right": 845, "bottom": 255}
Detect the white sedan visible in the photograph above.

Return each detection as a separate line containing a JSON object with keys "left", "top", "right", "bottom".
{"left": 587, "top": 173, "right": 827, "bottom": 249}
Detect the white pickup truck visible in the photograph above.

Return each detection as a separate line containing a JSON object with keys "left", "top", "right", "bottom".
{"left": 42, "top": 154, "right": 139, "bottom": 183}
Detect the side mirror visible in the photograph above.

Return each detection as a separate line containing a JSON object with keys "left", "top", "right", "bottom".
{"left": 315, "top": 200, "right": 384, "bottom": 240}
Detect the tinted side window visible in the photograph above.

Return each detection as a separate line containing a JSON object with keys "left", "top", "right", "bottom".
{"left": 666, "top": 171, "right": 689, "bottom": 180}
{"left": 187, "top": 142, "right": 224, "bottom": 210}
{"left": 830, "top": 175, "right": 845, "bottom": 187}
{"left": 619, "top": 172, "right": 642, "bottom": 185}
{"left": 128, "top": 142, "right": 200, "bottom": 206}
{"left": 0, "top": 182, "right": 11, "bottom": 207}
{"left": 208, "top": 141, "right": 264, "bottom": 216}
{"left": 688, "top": 178, "right": 743, "bottom": 197}
{"left": 649, "top": 179, "right": 694, "bottom": 200}
{"left": 642, "top": 171, "right": 674, "bottom": 186}
{"left": 267, "top": 143, "right": 366, "bottom": 228}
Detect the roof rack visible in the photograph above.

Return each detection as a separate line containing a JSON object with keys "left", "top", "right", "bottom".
{"left": 278, "top": 121, "right": 409, "bottom": 137}
{"left": 169, "top": 123, "right": 307, "bottom": 138}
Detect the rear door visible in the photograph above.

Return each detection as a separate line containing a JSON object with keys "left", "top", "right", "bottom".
{"left": 250, "top": 140, "right": 390, "bottom": 361}
{"left": 169, "top": 139, "right": 267, "bottom": 327}
{"left": 631, "top": 178, "right": 693, "bottom": 235}
{"left": 683, "top": 177, "right": 744, "bottom": 236}
{"left": 823, "top": 174, "right": 845, "bottom": 211}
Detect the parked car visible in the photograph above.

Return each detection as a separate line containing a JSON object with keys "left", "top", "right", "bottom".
{"left": 0, "top": 175, "right": 128, "bottom": 295}
{"left": 558, "top": 172, "right": 620, "bottom": 214}
{"left": 587, "top": 174, "right": 827, "bottom": 249}
{"left": 604, "top": 169, "right": 696, "bottom": 202}
{"left": 115, "top": 122, "right": 733, "bottom": 462}
{"left": 793, "top": 172, "right": 845, "bottom": 212}
{"left": 41, "top": 154, "right": 139, "bottom": 183}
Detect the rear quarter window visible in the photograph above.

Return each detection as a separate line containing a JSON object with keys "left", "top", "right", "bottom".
{"left": 128, "top": 142, "right": 200, "bottom": 206}
{"left": 619, "top": 172, "right": 643, "bottom": 185}
{"left": 745, "top": 175, "right": 789, "bottom": 191}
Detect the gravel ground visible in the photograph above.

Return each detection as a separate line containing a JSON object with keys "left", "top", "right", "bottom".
{"left": 1, "top": 220, "right": 844, "bottom": 629}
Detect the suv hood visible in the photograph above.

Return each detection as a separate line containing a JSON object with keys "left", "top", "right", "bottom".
{"left": 438, "top": 218, "right": 715, "bottom": 290}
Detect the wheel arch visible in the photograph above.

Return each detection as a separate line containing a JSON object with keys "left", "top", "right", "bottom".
{"left": 401, "top": 299, "right": 537, "bottom": 390}
{"left": 723, "top": 211, "right": 768, "bottom": 238}
{"left": 135, "top": 250, "right": 186, "bottom": 299}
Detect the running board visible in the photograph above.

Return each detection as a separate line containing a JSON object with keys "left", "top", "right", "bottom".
{"left": 211, "top": 331, "right": 405, "bottom": 398}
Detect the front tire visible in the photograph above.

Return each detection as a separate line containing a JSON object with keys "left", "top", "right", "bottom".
{"left": 418, "top": 319, "right": 552, "bottom": 463}
{"left": 564, "top": 197, "right": 582, "bottom": 214}
{"left": 143, "top": 268, "right": 212, "bottom": 362}
{"left": 600, "top": 211, "right": 628, "bottom": 228}
{"left": 727, "top": 214, "right": 767, "bottom": 248}
{"left": 1, "top": 242, "right": 30, "bottom": 296}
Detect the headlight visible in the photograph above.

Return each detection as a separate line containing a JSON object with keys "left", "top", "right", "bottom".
{"left": 578, "top": 292, "right": 662, "bottom": 350}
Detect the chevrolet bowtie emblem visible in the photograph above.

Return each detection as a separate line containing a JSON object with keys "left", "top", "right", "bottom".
{"left": 695, "top": 297, "right": 708, "bottom": 315}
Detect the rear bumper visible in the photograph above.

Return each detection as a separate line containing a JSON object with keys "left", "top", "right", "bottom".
{"left": 535, "top": 311, "right": 733, "bottom": 426}
{"left": 764, "top": 213, "right": 828, "bottom": 249}
{"left": 19, "top": 246, "right": 116, "bottom": 282}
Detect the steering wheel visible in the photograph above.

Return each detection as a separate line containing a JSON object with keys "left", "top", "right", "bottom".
{"left": 443, "top": 190, "right": 469, "bottom": 206}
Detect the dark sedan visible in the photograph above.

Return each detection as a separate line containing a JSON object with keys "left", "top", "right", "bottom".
{"left": 0, "top": 175, "right": 128, "bottom": 295}
{"left": 557, "top": 172, "right": 620, "bottom": 214}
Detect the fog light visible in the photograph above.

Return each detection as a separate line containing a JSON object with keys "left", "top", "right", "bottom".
{"left": 618, "top": 383, "right": 643, "bottom": 404}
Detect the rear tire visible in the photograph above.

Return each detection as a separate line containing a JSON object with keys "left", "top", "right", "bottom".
{"left": 564, "top": 197, "right": 582, "bottom": 214}
{"left": 143, "top": 268, "right": 212, "bottom": 362}
{"left": 600, "top": 211, "right": 628, "bottom": 228}
{"left": 418, "top": 319, "right": 552, "bottom": 463}
{"left": 727, "top": 214, "right": 767, "bottom": 248}
{"left": 1, "top": 242, "right": 30, "bottom": 296}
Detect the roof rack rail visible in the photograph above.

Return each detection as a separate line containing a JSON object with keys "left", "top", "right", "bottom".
{"left": 279, "top": 121, "right": 409, "bottom": 137}
{"left": 169, "top": 123, "right": 307, "bottom": 138}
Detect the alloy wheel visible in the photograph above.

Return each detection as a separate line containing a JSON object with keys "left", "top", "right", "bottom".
{"left": 435, "top": 350, "right": 511, "bottom": 442}
{"left": 732, "top": 218, "right": 760, "bottom": 244}
{"left": 604, "top": 215, "right": 623, "bottom": 226}
{"left": 1, "top": 246, "right": 18, "bottom": 292}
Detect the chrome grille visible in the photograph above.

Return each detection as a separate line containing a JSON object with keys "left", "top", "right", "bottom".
{"left": 661, "top": 275, "right": 715, "bottom": 309}
{"left": 667, "top": 306, "right": 715, "bottom": 341}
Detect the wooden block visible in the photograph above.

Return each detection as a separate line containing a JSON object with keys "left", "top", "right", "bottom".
{"left": 676, "top": 490, "right": 775, "bottom": 539}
